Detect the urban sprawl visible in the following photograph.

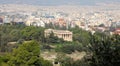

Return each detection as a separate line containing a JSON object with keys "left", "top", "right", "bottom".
{"left": 0, "top": 4, "right": 120, "bottom": 35}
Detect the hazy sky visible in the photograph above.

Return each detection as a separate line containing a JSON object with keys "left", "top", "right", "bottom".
{"left": 0, "top": 0, "right": 120, "bottom": 6}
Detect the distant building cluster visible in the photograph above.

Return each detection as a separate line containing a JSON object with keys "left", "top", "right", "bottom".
{"left": 0, "top": 4, "right": 120, "bottom": 35}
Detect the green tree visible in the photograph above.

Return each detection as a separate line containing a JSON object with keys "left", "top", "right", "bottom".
{"left": 55, "top": 44, "right": 83, "bottom": 54}
{"left": 87, "top": 34, "right": 120, "bottom": 66}
{"left": 21, "top": 26, "right": 44, "bottom": 41}
{"left": 9, "top": 29, "right": 21, "bottom": 41}
{"left": 0, "top": 25, "right": 25, "bottom": 52}
{"left": 69, "top": 27, "right": 91, "bottom": 46}
{"left": 7, "top": 40, "right": 53, "bottom": 66}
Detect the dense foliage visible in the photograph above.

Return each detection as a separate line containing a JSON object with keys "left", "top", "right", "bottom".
{"left": 6, "top": 41, "right": 52, "bottom": 66}
{"left": 0, "top": 25, "right": 120, "bottom": 66}
{"left": 87, "top": 34, "right": 120, "bottom": 66}
{"left": 55, "top": 43, "right": 83, "bottom": 54}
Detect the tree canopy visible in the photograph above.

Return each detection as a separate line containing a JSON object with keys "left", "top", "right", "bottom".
{"left": 7, "top": 40, "right": 52, "bottom": 66}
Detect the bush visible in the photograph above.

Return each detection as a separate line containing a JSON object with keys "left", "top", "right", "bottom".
{"left": 55, "top": 44, "right": 83, "bottom": 54}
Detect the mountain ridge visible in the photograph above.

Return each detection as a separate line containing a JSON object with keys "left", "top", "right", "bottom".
{"left": 0, "top": 0, "right": 120, "bottom": 6}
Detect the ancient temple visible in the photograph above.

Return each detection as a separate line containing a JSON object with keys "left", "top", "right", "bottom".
{"left": 44, "top": 29, "right": 73, "bottom": 41}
